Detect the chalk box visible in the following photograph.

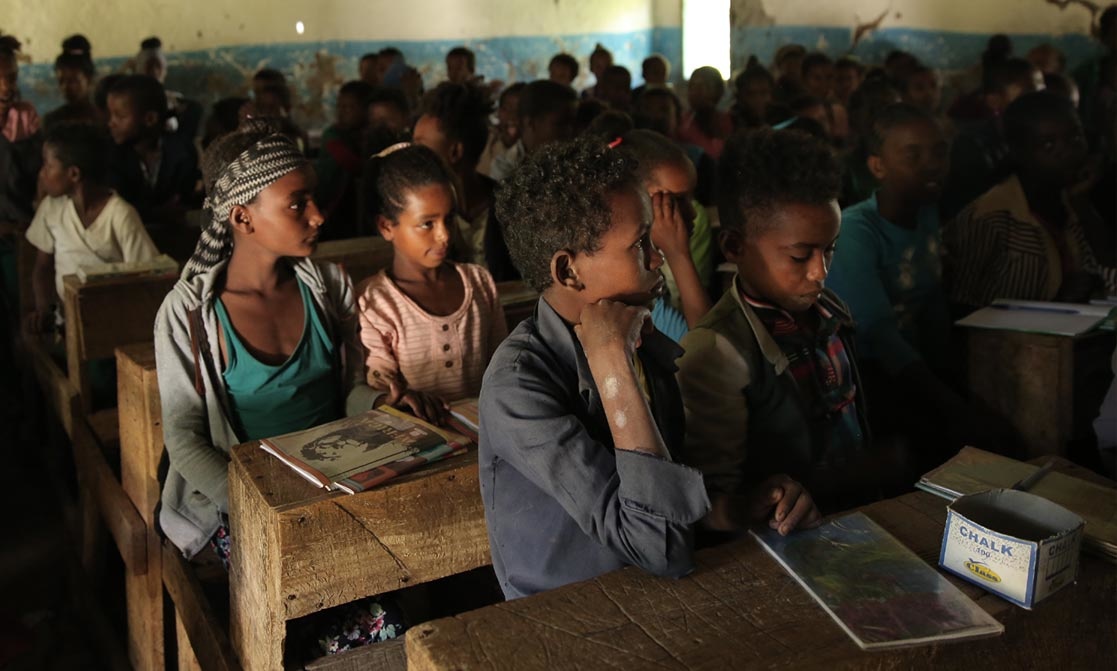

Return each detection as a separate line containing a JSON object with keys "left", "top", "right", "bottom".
{"left": 939, "top": 489, "right": 1084, "bottom": 609}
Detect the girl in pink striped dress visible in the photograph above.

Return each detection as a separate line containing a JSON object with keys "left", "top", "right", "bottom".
{"left": 357, "top": 143, "right": 507, "bottom": 426}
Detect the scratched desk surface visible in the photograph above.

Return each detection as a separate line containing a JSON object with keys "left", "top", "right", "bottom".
{"left": 405, "top": 491, "right": 1116, "bottom": 670}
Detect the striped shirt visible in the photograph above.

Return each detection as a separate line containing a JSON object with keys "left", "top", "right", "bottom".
{"left": 945, "top": 175, "right": 1117, "bottom": 308}
{"left": 356, "top": 263, "right": 508, "bottom": 402}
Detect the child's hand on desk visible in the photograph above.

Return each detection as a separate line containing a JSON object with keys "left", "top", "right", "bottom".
{"left": 575, "top": 300, "right": 653, "bottom": 359}
{"left": 750, "top": 475, "right": 821, "bottom": 536}
{"left": 377, "top": 378, "right": 451, "bottom": 426}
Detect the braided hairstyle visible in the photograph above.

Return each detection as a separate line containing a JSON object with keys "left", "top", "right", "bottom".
{"left": 364, "top": 144, "right": 455, "bottom": 225}
{"left": 181, "top": 118, "right": 306, "bottom": 280}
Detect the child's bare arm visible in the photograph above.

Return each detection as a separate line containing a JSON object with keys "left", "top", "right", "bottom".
{"left": 26, "top": 250, "right": 55, "bottom": 335}
{"left": 651, "top": 192, "right": 711, "bottom": 327}
{"left": 575, "top": 300, "right": 667, "bottom": 458}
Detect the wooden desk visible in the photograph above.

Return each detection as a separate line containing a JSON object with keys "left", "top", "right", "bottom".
{"left": 228, "top": 442, "right": 490, "bottom": 671}
{"left": 405, "top": 491, "right": 1116, "bottom": 670}
{"left": 967, "top": 328, "right": 1115, "bottom": 458}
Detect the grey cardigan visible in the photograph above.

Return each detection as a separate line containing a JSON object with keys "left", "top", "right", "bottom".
{"left": 154, "top": 257, "right": 378, "bottom": 558}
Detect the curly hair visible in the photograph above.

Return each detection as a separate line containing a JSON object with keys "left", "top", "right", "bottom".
{"left": 864, "top": 102, "right": 937, "bottom": 157}
{"left": 420, "top": 81, "right": 494, "bottom": 167}
{"left": 717, "top": 128, "right": 842, "bottom": 238}
{"left": 364, "top": 144, "right": 454, "bottom": 223}
{"left": 495, "top": 138, "right": 641, "bottom": 292}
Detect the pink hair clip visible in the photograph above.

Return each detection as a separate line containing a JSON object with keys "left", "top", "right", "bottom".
{"left": 607, "top": 137, "right": 624, "bottom": 149}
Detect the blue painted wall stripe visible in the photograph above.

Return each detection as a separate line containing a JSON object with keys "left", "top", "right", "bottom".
{"left": 731, "top": 25, "right": 1101, "bottom": 73}
{"left": 18, "top": 29, "right": 684, "bottom": 128}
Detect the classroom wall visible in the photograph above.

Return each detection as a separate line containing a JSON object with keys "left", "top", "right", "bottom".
{"left": 729, "top": 0, "right": 1106, "bottom": 74}
{"left": 7, "top": 0, "right": 684, "bottom": 128}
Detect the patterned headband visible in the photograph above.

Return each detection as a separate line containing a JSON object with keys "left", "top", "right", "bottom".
{"left": 203, "top": 134, "right": 307, "bottom": 220}
{"left": 182, "top": 134, "right": 307, "bottom": 281}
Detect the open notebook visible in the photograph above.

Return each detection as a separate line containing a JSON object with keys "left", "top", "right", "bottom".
{"left": 956, "top": 299, "right": 1114, "bottom": 336}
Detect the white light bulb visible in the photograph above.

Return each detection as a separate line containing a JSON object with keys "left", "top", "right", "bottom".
{"left": 295, "top": 21, "right": 305, "bottom": 35}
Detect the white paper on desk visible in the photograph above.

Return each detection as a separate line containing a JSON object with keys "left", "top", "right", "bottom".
{"left": 955, "top": 299, "right": 1112, "bottom": 336}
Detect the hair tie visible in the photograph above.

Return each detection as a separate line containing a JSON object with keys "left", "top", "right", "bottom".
{"left": 607, "top": 137, "right": 623, "bottom": 149}
{"left": 374, "top": 141, "right": 412, "bottom": 159}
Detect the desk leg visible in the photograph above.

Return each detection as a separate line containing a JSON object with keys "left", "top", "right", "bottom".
{"left": 229, "top": 457, "right": 286, "bottom": 671}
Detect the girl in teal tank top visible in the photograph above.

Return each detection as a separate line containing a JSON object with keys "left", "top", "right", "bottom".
{"left": 215, "top": 276, "right": 341, "bottom": 442}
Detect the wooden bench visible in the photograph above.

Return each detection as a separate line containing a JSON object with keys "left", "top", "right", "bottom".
{"left": 119, "top": 343, "right": 240, "bottom": 671}
{"left": 967, "top": 328, "right": 1115, "bottom": 458}
{"left": 406, "top": 489, "right": 1117, "bottom": 670}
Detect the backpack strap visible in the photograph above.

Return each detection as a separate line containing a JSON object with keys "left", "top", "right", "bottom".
{"left": 186, "top": 307, "right": 207, "bottom": 398}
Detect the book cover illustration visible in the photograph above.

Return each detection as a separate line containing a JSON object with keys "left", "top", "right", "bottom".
{"left": 260, "top": 406, "right": 466, "bottom": 489}
{"left": 752, "top": 512, "right": 1004, "bottom": 650}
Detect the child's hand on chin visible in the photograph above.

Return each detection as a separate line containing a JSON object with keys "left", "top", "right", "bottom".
{"left": 574, "top": 300, "right": 653, "bottom": 359}
{"left": 749, "top": 474, "right": 821, "bottom": 536}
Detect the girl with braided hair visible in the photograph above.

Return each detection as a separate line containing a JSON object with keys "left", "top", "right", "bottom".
{"left": 156, "top": 118, "right": 371, "bottom": 552}
{"left": 155, "top": 119, "right": 405, "bottom": 655}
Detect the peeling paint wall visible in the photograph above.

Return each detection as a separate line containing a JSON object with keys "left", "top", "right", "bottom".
{"left": 6, "top": 0, "right": 684, "bottom": 128}
{"left": 730, "top": 0, "right": 1105, "bottom": 73}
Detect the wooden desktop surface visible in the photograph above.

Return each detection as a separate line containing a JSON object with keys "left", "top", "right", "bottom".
{"left": 405, "top": 489, "right": 1116, "bottom": 671}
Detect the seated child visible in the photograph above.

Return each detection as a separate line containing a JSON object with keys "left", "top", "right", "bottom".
{"left": 0, "top": 37, "right": 39, "bottom": 144}
{"left": 800, "top": 52, "right": 850, "bottom": 142}
{"left": 827, "top": 104, "right": 990, "bottom": 464}
{"left": 828, "top": 104, "right": 952, "bottom": 376}
{"left": 106, "top": 75, "right": 200, "bottom": 228}
{"left": 0, "top": 37, "right": 41, "bottom": 233}
{"left": 582, "top": 43, "right": 613, "bottom": 100}
{"left": 547, "top": 53, "right": 578, "bottom": 87}
{"left": 598, "top": 65, "right": 633, "bottom": 112}
{"left": 357, "top": 144, "right": 507, "bottom": 424}
{"left": 841, "top": 76, "right": 902, "bottom": 206}
{"left": 731, "top": 61, "right": 776, "bottom": 129}
{"left": 155, "top": 119, "right": 401, "bottom": 654}
{"left": 365, "top": 86, "right": 412, "bottom": 152}
{"left": 631, "top": 54, "right": 669, "bottom": 100}
{"left": 480, "top": 137, "right": 719, "bottom": 599}
{"left": 942, "top": 58, "right": 1044, "bottom": 218}
{"left": 946, "top": 92, "right": 1117, "bottom": 309}
{"left": 618, "top": 130, "right": 713, "bottom": 337}
{"left": 26, "top": 122, "right": 159, "bottom": 335}
{"left": 412, "top": 81, "right": 496, "bottom": 263}
{"left": 488, "top": 80, "right": 577, "bottom": 181}
{"left": 477, "top": 83, "right": 524, "bottom": 178}
{"left": 45, "top": 36, "right": 98, "bottom": 130}
{"left": 678, "top": 66, "right": 732, "bottom": 159}
{"left": 676, "top": 128, "right": 858, "bottom": 519}
{"left": 315, "top": 80, "right": 373, "bottom": 239}
{"left": 833, "top": 56, "right": 865, "bottom": 108}
{"left": 445, "top": 46, "right": 476, "bottom": 85}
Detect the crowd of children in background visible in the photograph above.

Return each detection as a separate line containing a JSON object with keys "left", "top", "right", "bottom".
{"left": 1, "top": 7, "right": 1116, "bottom": 660}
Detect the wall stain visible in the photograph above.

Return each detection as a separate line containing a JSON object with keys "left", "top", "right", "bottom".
{"left": 853, "top": 6, "right": 891, "bottom": 50}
